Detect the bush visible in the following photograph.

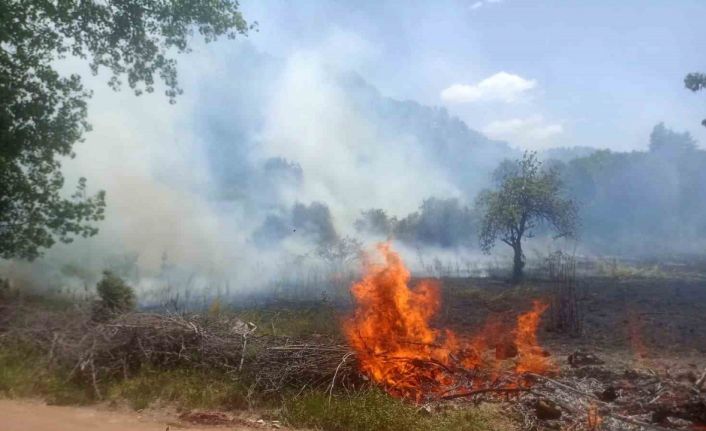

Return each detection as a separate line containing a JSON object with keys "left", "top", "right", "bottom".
{"left": 93, "top": 271, "right": 136, "bottom": 319}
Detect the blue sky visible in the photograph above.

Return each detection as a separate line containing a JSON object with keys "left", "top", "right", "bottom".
{"left": 238, "top": 0, "right": 706, "bottom": 151}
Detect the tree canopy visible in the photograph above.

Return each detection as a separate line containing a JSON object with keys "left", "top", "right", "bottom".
{"left": 685, "top": 72, "right": 706, "bottom": 127}
{"left": 556, "top": 123, "right": 706, "bottom": 255}
{"left": 0, "top": 1, "right": 251, "bottom": 260}
{"left": 477, "top": 152, "right": 577, "bottom": 281}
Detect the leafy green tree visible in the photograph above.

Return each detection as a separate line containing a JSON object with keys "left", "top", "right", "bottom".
{"left": 1, "top": 1, "right": 251, "bottom": 260}
{"left": 477, "top": 152, "right": 578, "bottom": 282}
{"left": 685, "top": 72, "right": 706, "bottom": 127}
{"left": 94, "top": 270, "right": 135, "bottom": 319}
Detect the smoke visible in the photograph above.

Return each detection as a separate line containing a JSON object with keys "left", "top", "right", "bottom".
{"left": 6, "top": 5, "right": 702, "bottom": 301}
{"left": 2, "top": 30, "right": 507, "bottom": 300}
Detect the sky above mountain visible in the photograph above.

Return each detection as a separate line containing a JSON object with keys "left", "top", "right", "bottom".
{"left": 238, "top": 0, "right": 706, "bottom": 151}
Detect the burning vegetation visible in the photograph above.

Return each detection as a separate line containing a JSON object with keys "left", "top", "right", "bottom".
{"left": 344, "top": 243, "right": 553, "bottom": 401}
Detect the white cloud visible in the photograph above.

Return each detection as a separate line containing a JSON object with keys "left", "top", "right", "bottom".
{"left": 469, "top": 0, "right": 503, "bottom": 10}
{"left": 483, "top": 115, "right": 564, "bottom": 150}
{"left": 440, "top": 72, "right": 536, "bottom": 104}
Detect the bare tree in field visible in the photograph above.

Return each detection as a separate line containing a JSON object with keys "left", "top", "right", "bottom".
{"left": 476, "top": 152, "right": 578, "bottom": 282}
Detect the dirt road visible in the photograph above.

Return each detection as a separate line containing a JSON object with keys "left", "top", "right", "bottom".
{"left": 0, "top": 399, "right": 270, "bottom": 431}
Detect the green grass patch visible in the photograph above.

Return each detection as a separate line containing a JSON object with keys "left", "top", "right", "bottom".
{"left": 596, "top": 260, "right": 667, "bottom": 279}
{"left": 235, "top": 305, "right": 341, "bottom": 338}
{"left": 0, "top": 343, "right": 256, "bottom": 411}
{"left": 283, "top": 389, "right": 515, "bottom": 431}
{"left": 0, "top": 343, "right": 92, "bottom": 405}
{"left": 107, "top": 368, "right": 252, "bottom": 411}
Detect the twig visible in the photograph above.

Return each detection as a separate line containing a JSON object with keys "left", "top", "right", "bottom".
{"left": 239, "top": 324, "right": 257, "bottom": 373}
{"left": 90, "top": 357, "right": 101, "bottom": 400}
{"left": 601, "top": 411, "right": 676, "bottom": 431}
{"left": 328, "top": 352, "right": 354, "bottom": 404}
{"left": 441, "top": 387, "right": 530, "bottom": 400}
{"left": 527, "top": 372, "right": 600, "bottom": 401}
{"left": 695, "top": 367, "right": 706, "bottom": 390}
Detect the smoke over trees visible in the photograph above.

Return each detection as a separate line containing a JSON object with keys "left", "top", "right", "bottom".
{"left": 4, "top": 17, "right": 705, "bottom": 290}
{"left": 0, "top": 0, "right": 251, "bottom": 260}
{"left": 253, "top": 202, "right": 338, "bottom": 248}
{"left": 556, "top": 123, "right": 706, "bottom": 256}
{"left": 348, "top": 121, "right": 706, "bottom": 263}
{"left": 355, "top": 198, "right": 477, "bottom": 249}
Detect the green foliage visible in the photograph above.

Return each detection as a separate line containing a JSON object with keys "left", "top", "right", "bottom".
{"left": 0, "top": 342, "right": 250, "bottom": 409}
{"left": 236, "top": 306, "right": 340, "bottom": 338}
{"left": 685, "top": 72, "right": 706, "bottom": 127}
{"left": 0, "top": 1, "right": 251, "bottom": 260}
{"left": 283, "top": 389, "right": 510, "bottom": 431}
{"left": 0, "top": 343, "right": 91, "bottom": 405}
{"left": 94, "top": 270, "right": 136, "bottom": 317}
{"left": 107, "top": 368, "right": 250, "bottom": 411}
{"left": 477, "top": 152, "right": 577, "bottom": 281}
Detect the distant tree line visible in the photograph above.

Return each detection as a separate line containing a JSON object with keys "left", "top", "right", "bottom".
{"left": 555, "top": 123, "right": 706, "bottom": 255}
{"left": 257, "top": 121, "right": 703, "bottom": 262}
{"left": 355, "top": 198, "right": 477, "bottom": 248}
{"left": 353, "top": 122, "right": 706, "bottom": 259}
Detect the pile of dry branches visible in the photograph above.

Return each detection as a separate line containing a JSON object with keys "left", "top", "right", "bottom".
{"left": 0, "top": 304, "right": 360, "bottom": 397}
{"left": 254, "top": 339, "right": 358, "bottom": 394}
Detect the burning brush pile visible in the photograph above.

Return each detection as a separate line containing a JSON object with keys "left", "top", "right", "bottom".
{"left": 343, "top": 242, "right": 553, "bottom": 401}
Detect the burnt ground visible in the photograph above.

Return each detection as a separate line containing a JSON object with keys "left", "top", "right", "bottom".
{"left": 429, "top": 275, "right": 706, "bottom": 429}
{"left": 436, "top": 276, "right": 706, "bottom": 370}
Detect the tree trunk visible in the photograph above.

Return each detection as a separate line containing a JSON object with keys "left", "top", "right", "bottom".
{"left": 512, "top": 241, "right": 525, "bottom": 283}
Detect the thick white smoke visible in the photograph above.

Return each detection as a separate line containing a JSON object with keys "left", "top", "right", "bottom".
{"left": 3, "top": 37, "right": 470, "bottom": 300}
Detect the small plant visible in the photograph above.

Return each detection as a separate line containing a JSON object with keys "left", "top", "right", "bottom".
{"left": 93, "top": 271, "right": 136, "bottom": 319}
{"left": 208, "top": 297, "right": 223, "bottom": 318}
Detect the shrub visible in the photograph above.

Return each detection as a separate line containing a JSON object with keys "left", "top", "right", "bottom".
{"left": 93, "top": 271, "right": 136, "bottom": 319}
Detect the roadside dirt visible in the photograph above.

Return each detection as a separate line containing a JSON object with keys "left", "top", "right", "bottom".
{"left": 0, "top": 399, "right": 284, "bottom": 431}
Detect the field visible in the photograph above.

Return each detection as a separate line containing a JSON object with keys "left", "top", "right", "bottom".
{"left": 1, "top": 259, "right": 706, "bottom": 431}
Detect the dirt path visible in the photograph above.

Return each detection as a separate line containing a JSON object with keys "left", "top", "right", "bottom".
{"left": 0, "top": 399, "right": 274, "bottom": 431}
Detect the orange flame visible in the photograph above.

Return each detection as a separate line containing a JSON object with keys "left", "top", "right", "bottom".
{"left": 627, "top": 308, "right": 648, "bottom": 364}
{"left": 587, "top": 403, "right": 603, "bottom": 430}
{"left": 344, "top": 243, "right": 552, "bottom": 399}
{"left": 516, "top": 300, "right": 552, "bottom": 374}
